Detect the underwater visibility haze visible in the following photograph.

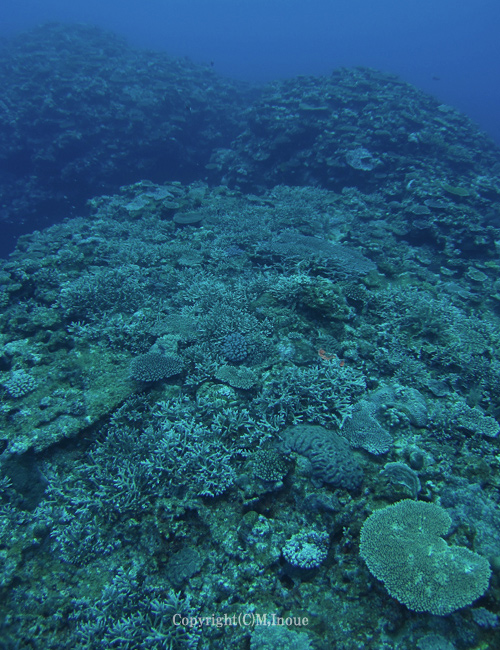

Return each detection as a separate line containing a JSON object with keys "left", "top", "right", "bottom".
{"left": 0, "top": 2, "right": 500, "bottom": 650}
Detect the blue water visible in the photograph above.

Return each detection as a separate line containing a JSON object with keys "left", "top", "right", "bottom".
{"left": 1, "top": 0, "right": 500, "bottom": 145}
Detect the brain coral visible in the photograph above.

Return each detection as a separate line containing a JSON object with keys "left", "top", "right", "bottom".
{"left": 359, "top": 500, "right": 491, "bottom": 615}
{"left": 281, "top": 424, "right": 363, "bottom": 491}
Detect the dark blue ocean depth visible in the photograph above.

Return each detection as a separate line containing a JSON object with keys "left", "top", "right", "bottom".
{"left": 1, "top": 0, "right": 500, "bottom": 144}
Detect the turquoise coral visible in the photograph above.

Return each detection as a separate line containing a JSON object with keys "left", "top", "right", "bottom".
{"left": 360, "top": 500, "right": 491, "bottom": 615}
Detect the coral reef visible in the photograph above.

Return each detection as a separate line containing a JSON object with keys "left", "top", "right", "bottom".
{"left": 0, "top": 22, "right": 500, "bottom": 650}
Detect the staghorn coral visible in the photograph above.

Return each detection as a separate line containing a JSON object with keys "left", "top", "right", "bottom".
{"left": 72, "top": 567, "right": 201, "bottom": 649}
{"left": 255, "top": 361, "right": 365, "bottom": 429}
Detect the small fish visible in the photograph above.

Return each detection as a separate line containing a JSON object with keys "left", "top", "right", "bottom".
{"left": 318, "top": 348, "right": 345, "bottom": 366}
